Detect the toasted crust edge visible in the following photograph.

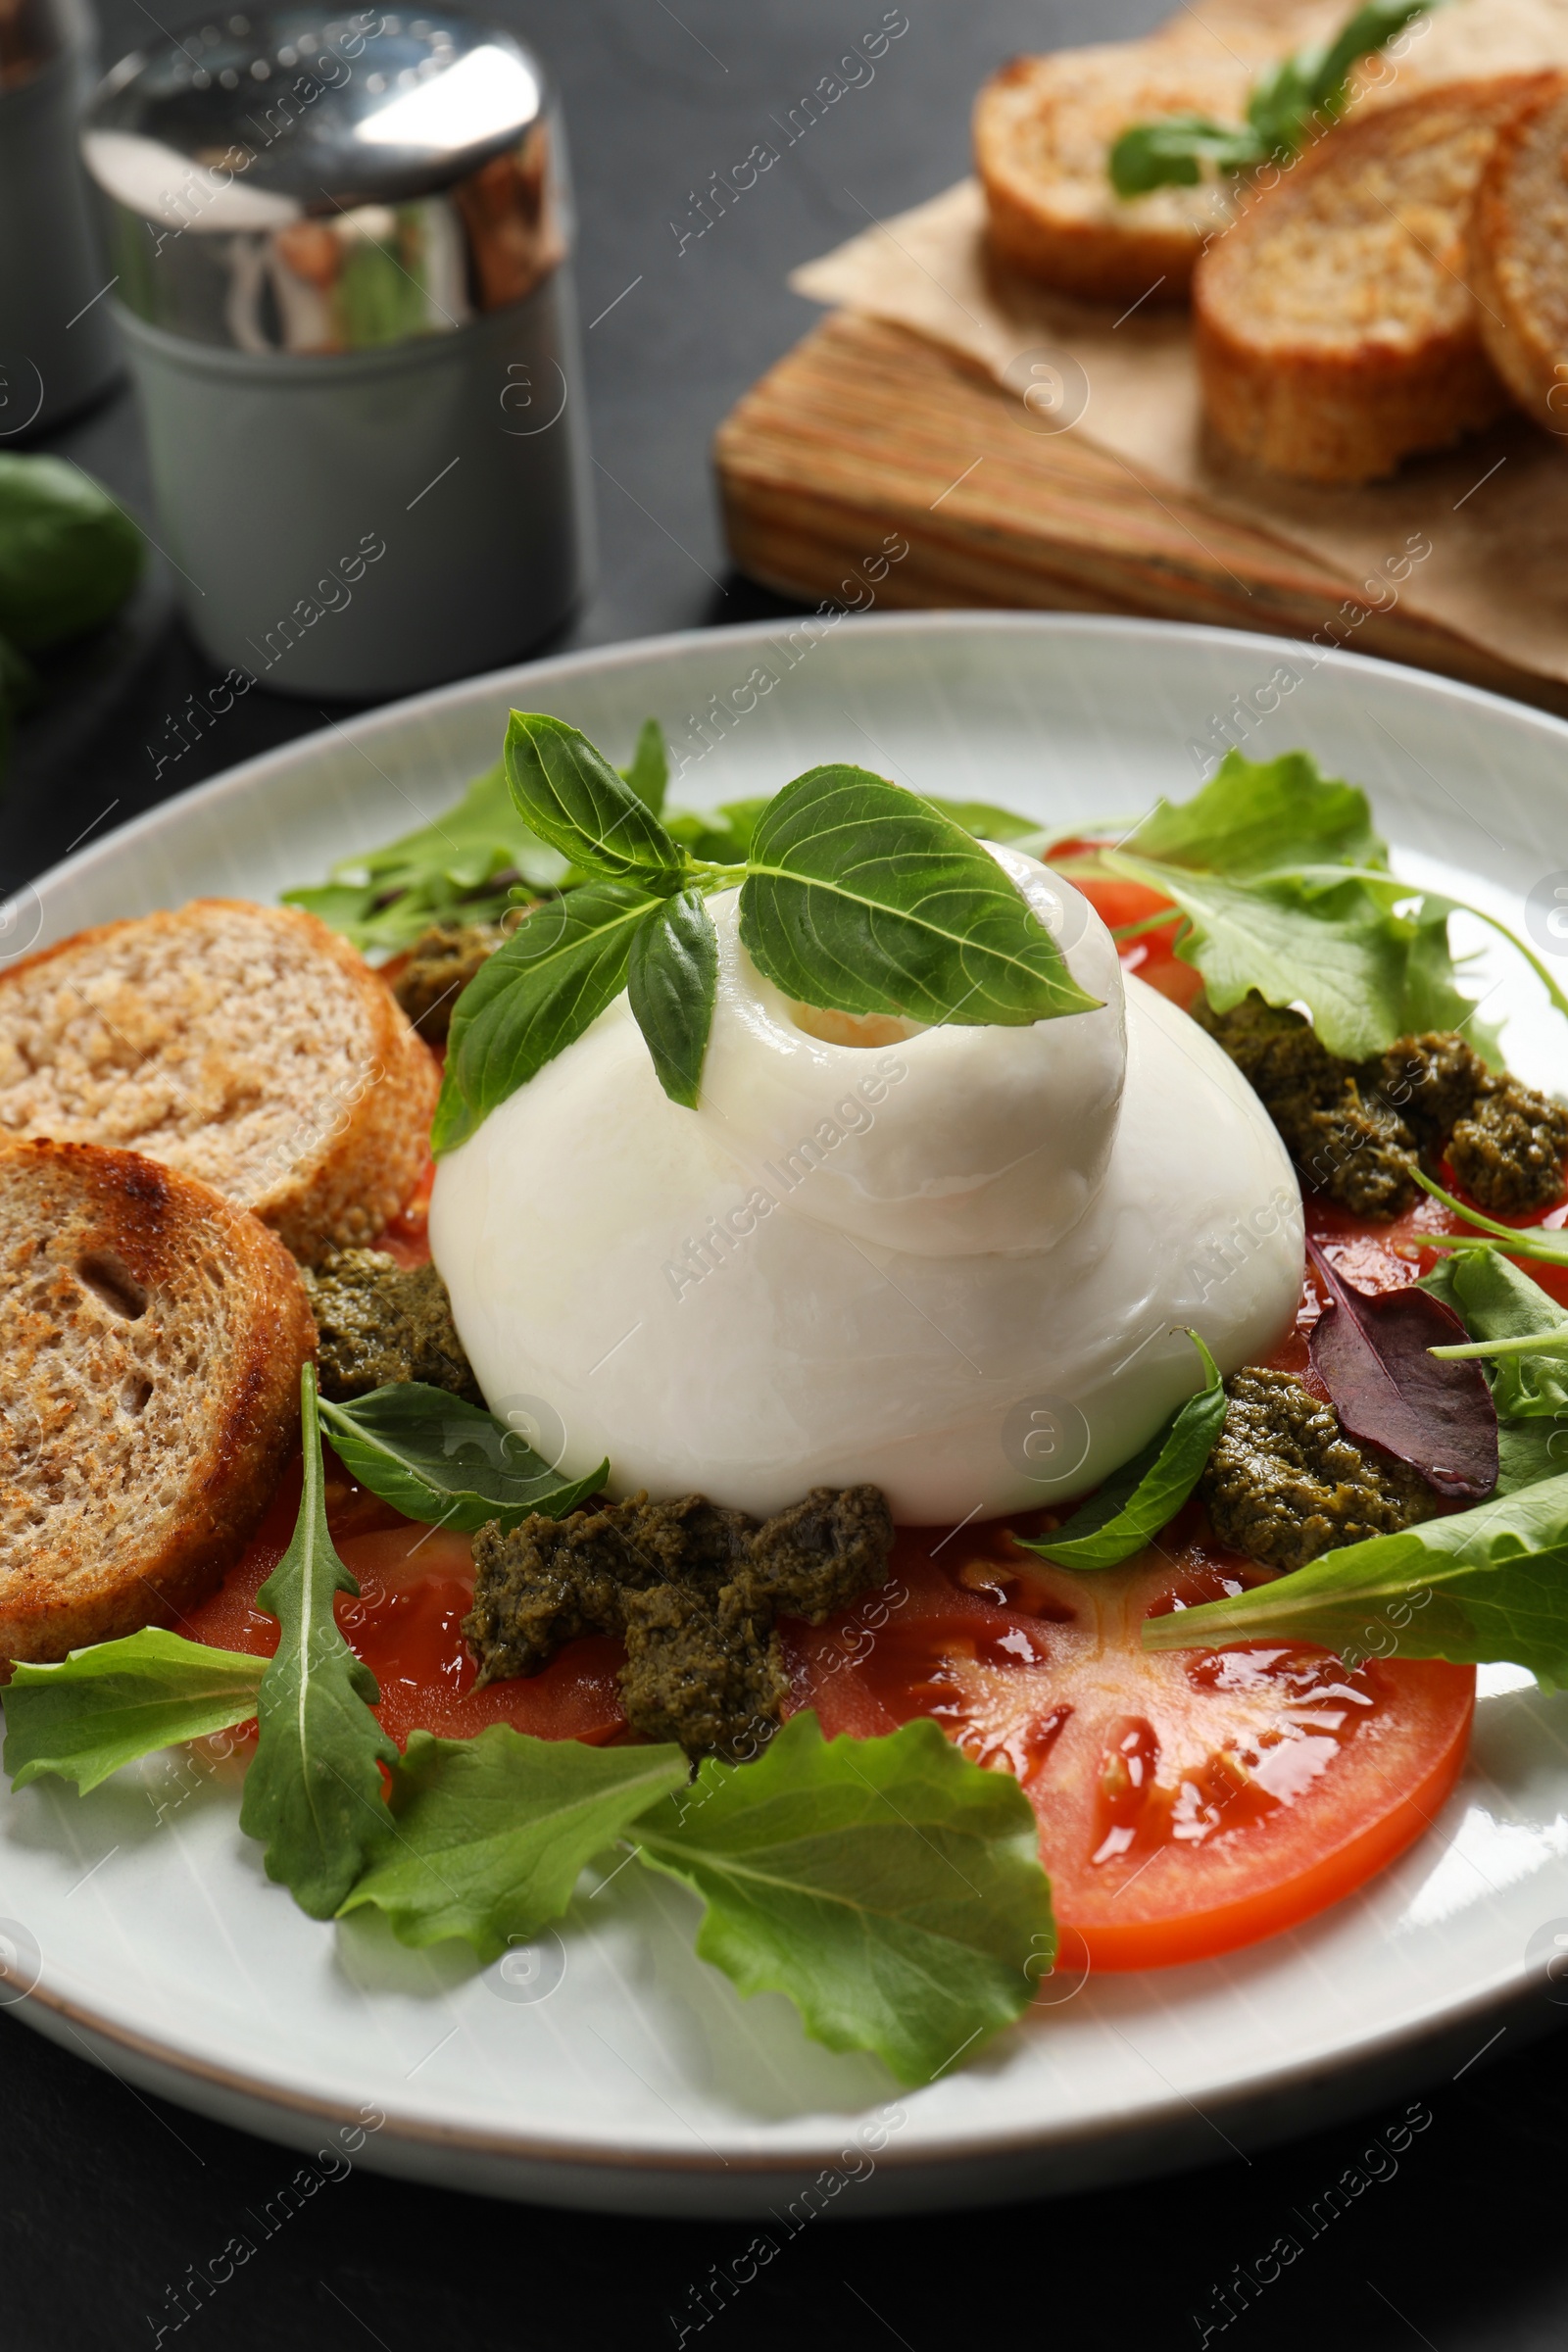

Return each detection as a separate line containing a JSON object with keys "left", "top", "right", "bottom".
{"left": 0, "top": 1141, "right": 317, "bottom": 1669}
{"left": 1471, "top": 72, "right": 1568, "bottom": 433}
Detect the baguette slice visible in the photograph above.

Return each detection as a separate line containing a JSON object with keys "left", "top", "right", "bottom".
{"left": 0, "top": 900, "right": 439, "bottom": 1263}
{"left": 1194, "top": 77, "right": 1547, "bottom": 483}
{"left": 0, "top": 1140, "right": 315, "bottom": 1665}
{"left": 975, "top": 45, "right": 1255, "bottom": 304}
{"left": 1470, "top": 72, "right": 1568, "bottom": 429}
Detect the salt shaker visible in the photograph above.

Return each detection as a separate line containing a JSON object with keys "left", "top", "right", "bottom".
{"left": 0, "top": 0, "right": 121, "bottom": 436}
{"left": 80, "top": 8, "right": 593, "bottom": 697}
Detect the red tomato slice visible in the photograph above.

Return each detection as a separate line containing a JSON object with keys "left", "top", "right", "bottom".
{"left": 183, "top": 1451, "right": 627, "bottom": 1749}
{"left": 1052, "top": 854, "right": 1205, "bottom": 1013}
{"left": 790, "top": 1517, "right": 1474, "bottom": 1971}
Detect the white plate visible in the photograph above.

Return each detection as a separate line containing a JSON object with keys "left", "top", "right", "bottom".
{"left": 6, "top": 612, "right": 1568, "bottom": 2218}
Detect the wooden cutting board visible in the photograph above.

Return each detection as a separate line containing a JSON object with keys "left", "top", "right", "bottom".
{"left": 714, "top": 311, "right": 1568, "bottom": 718}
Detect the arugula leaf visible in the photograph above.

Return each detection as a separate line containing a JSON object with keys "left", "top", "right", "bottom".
{"left": 1143, "top": 1473, "right": 1568, "bottom": 1689}
{"left": 337, "top": 1728, "right": 687, "bottom": 1958}
{"left": 1118, "top": 749, "right": 1386, "bottom": 878}
{"left": 626, "top": 885, "right": 719, "bottom": 1109}
{"left": 238, "top": 1367, "right": 396, "bottom": 1918}
{"left": 283, "top": 760, "right": 571, "bottom": 955}
{"left": 1018, "top": 1331, "right": 1225, "bottom": 1569}
{"left": 922, "top": 795, "right": 1043, "bottom": 846}
{"left": 318, "top": 1385, "right": 607, "bottom": 1531}
{"left": 432, "top": 879, "right": 661, "bottom": 1154}
{"left": 634, "top": 1710, "right": 1054, "bottom": 2086}
{"left": 2, "top": 1630, "right": 263, "bottom": 1795}
{"left": 1108, "top": 0, "right": 1430, "bottom": 195}
{"left": 619, "top": 717, "right": 669, "bottom": 816}
{"left": 741, "top": 766, "right": 1100, "bottom": 1029}
{"left": 1421, "top": 1251, "right": 1568, "bottom": 1421}
{"left": 1496, "top": 1416, "right": 1568, "bottom": 1495}
{"left": 504, "top": 712, "right": 686, "bottom": 885}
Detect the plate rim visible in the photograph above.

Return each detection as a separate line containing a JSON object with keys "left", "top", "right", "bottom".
{"left": 11, "top": 608, "right": 1568, "bottom": 2189}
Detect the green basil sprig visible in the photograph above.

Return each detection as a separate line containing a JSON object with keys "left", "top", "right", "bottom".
{"left": 1017, "top": 1331, "right": 1225, "bottom": 1570}
{"left": 318, "top": 1383, "right": 606, "bottom": 1530}
{"left": 432, "top": 715, "right": 1098, "bottom": 1149}
{"left": 1108, "top": 0, "right": 1431, "bottom": 196}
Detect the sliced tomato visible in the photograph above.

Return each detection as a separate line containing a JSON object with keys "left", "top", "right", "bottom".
{"left": 1053, "top": 855, "right": 1204, "bottom": 1013}
{"left": 183, "top": 1451, "right": 627, "bottom": 1748}
{"left": 790, "top": 1514, "right": 1474, "bottom": 1971}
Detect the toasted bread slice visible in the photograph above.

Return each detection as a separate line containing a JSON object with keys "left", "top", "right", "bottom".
{"left": 1470, "top": 73, "right": 1568, "bottom": 429}
{"left": 0, "top": 1140, "right": 315, "bottom": 1665}
{"left": 975, "top": 45, "right": 1256, "bottom": 304}
{"left": 0, "top": 900, "right": 439, "bottom": 1263}
{"left": 1194, "top": 78, "right": 1546, "bottom": 483}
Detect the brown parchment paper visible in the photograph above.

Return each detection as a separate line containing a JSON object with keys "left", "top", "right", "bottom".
{"left": 789, "top": 0, "right": 1568, "bottom": 689}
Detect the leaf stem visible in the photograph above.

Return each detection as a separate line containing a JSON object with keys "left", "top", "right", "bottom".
{"left": 1410, "top": 1168, "right": 1568, "bottom": 1264}
{"left": 1430, "top": 1329, "right": 1568, "bottom": 1362}
{"left": 1110, "top": 906, "right": 1185, "bottom": 943}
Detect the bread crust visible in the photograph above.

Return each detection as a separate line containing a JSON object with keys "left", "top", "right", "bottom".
{"left": 0, "top": 1140, "right": 316, "bottom": 1666}
{"left": 974, "top": 47, "right": 1254, "bottom": 304}
{"left": 0, "top": 899, "right": 439, "bottom": 1264}
{"left": 1470, "top": 72, "right": 1568, "bottom": 431}
{"left": 1193, "top": 77, "right": 1547, "bottom": 484}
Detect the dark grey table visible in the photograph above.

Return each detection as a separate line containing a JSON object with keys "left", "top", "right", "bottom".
{"left": 7, "top": 2, "right": 1568, "bottom": 2344}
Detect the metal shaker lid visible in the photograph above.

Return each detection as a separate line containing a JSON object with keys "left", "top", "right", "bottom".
{"left": 81, "top": 8, "right": 566, "bottom": 355}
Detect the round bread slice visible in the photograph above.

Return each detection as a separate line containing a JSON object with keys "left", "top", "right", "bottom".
{"left": 0, "top": 899, "right": 439, "bottom": 1263}
{"left": 0, "top": 1140, "right": 316, "bottom": 1666}
{"left": 1193, "top": 77, "right": 1547, "bottom": 484}
{"left": 974, "top": 46, "right": 1256, "bottom": 304}
{"left": 1470, "top": 72, "right": 1568, "bottom": 429}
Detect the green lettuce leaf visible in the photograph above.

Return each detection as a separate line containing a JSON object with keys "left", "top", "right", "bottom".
{"left": 318, "top": 1384, "right": 606, "bottom": 1531}
{"left": 1119, "top": 749, "right": 1386, "bottom": 877}
{"left": 432, "top": 878, "right": 661, "bottom": 1154}
{"left": 238, "top": 1368, "right": 397, "bottom": 1918}
{"left": 625, "top": 884, "right": 718, "bottom": 1108}
{"left": 503, "top": 711, "right": 686, "bottom": 885}
{"left": 1420, "top": 1250, "right": 1568, "bottom": 1421}
{"left": 337, "top": 1728, "right": 688, "bottom": 1958}
{"left": 1018, "top": 1332, "right": 1225, "bottom": 1569}
{"left": 2, "top": 1629, "right": 263, "bottom": 1795}
{"left": 742, "top": 766, "right": 1100, "bottom": 1030}
{"left": 1142, "top": 1472, "right": 1568, "bottom": 1688}
{"left": 634, "top": 1710, "right": 1054, "bottom": 2086}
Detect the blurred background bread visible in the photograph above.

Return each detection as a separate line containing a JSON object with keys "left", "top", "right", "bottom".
{"left": 1193, "top": 78, "right": 1546, "bottom": 482}
{"left": 1470, "top": 72, "right": 1568, "bottom": 435}
{"left": 0, "top": 1140, "right": 315, "bottom": 1665}
{"left": 0, "top": 901, "right": 438, "bottom": 1264}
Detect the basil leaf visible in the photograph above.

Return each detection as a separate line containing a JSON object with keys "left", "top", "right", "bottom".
{"left": 741, "top": 766, "right": 1100, "bottom": 1029}
{"left": 618, "top": 717, "right": 669, "bottom": 816}
{"left": 665, "top": 797, "right": 769, "bottom": 864}
{"left": 432, "top": 879, "right": 660, "bottom": 1154}
{"left": 1109, "top": 115, "right": 1265, "bottom": 196}
{"left": 1107, "top": 0, "right": 1430, "bottom": 195}
{"left": 337, "top": 1728, "right": 688, "bottom": 1958}
{"left": 0, "top": 454, "right": 144, "bottom": 652}
{"left": 1142, "top": 1472, "right": 1568, "bottom": 1689}
{"left": 504, "top": 711, "right": 686, "bottom": 884}
{"left": 238, "top": 1367, "right": 396, "bottom": 1918}
{"left": 318, "top": 1384, "right": 606, "bottom": 1531}
{"left": 634, "top": 1710, "right": 1054, "bottom": 2086}
{"left": 1420, "top": 1251, "right": 1568, "bottom": 1421}
{"left": 626, "top": 886, "right": 718, "bottom": 1108}
{"left": 1018, "top": 1332, "right": 1225, "bottom": 1569}
{"left": 1119, "top": 750, "right": 1387, "bottom": 879}
{"left": 2, "top": 1630, "right": 263, "bottom": 1796}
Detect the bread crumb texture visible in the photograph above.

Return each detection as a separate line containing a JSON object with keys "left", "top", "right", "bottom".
{"left": 0, "top": 900, "right": 438, "bottom": 1261}
{"left": 0, "top": 1140, "right": 316, "bottom": 1664}
{"left": 974, "top": 46, "right": 1253, "bottom": 301}
{"left": 1471, "top": 73, "right": 1568, "bottom": 424}
{"left": 1195, "top": 78, "right": 1547, "bottom": 481}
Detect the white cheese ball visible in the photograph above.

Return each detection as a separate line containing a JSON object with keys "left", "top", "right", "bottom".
{"left": 431, "top": 855, "right": 1303, "bottom": 1525}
